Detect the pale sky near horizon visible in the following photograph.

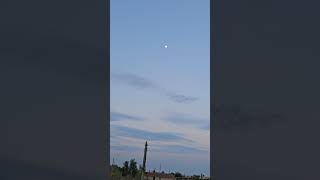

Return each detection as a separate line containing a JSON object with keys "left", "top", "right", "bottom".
{"left": 110, "top": 0, "right": 210, "bottom": 176}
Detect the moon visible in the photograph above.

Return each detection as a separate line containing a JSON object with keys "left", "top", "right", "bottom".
{"left": 164, "top": 45, "right": 168, "bottom": 48}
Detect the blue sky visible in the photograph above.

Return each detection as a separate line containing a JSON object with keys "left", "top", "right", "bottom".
{"left": 110, "top": 0, "right": 210, "bottom": 176}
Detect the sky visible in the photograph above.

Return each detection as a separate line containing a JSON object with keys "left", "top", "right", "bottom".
{"left": 110, "top": 0, "right": 210, "bottom": 176}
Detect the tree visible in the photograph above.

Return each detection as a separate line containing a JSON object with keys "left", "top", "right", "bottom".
{"left": 134, "top": 170, "right": 143, "bottom": 180}
{"left": 134, "top": 165, "right": 145, "bottom": 180}
{"left": 129, "top": 159, "right": 138, "bottom": 177}
{"left": 122, "top": 161, "right": 129, "bottom": 177}
{"left": 174, "top": 172, "right": 183, "bottom": 178}
{"left": 111, "top": 165, "right": 122, "bottom": 180}
{"left": 192, "top": 174, "right": 201, "bottom": 180}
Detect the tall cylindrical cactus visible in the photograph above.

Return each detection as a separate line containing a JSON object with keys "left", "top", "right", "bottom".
{"left": 141, "top": 141, "right": 148, "bottom": 180}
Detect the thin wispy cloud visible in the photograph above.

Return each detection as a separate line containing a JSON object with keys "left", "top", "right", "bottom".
{"left": 111, "top": 72, "right": 198, "bottom": 103}
{"left": 111, "top": 73, "right": 156, "bottom": 89}
{"left": 111, "top": 144, "right": 207, "bottom": 154}
{"left": 164, "top": 112, "right": 209, "bottom": 130}
{"left": 153, "top": 145, "right": 208, "bottom": 154}
{"left": 111, "top": 125, "right": 193, "bottom": 143}
{"left": 165, "top": 92, "right": 198, "bottom": 103}
{"left": 111, "top": 145, "right": 142, "bottom": 152}
{"left": 111, "top": 111, "right": 144, "bottom": 121}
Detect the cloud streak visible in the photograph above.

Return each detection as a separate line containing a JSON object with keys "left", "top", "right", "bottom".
{"left": 111, "top": 125, "right": 193, "bottom": 143}
{"left": 111, "top": 72, "right": 198, "bottom": 103}
{"left": 111, "top": 73, "right": 156, "bottom": 89}
{"left": 110, "top": 144, "right": 207, "bottom": 154}
{"left": 164, "top": 112, "right": 209, "bottom": 130}
{"left": 165, "top": 92, "right": 198, "bottom": 103}
{"left": 110, "top": 145, "right": 142, "bottom": 152}
{"left": 110, "top": 111, "right": 144, "bottom": 122}
{"left": 153, "top": 145, "right": 208, "bottom": 154}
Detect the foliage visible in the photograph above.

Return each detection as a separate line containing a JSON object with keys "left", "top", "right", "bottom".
{"left": 111, "top": 165, "right": 122, "bottom": 180}
{"left": 174, "top": 172, "right": 183, "bottom": 177}
{"left": 192, "top": 175, "right": 201, "bottom": 180}
{"left": 112, "top": 159, "right": 209, "bottom": 180}
{"left": 122, "top": 161, "right": 129, "bottom": 177}
{"left": 129, "top": 159, "right": 138, "bottom": 177}
{"left": 134, "top": 169, "right": 143, "bottom": 180}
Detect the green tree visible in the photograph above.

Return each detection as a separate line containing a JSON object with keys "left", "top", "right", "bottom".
{"left": 129, "top": 159, "right": 138, "bottom": 177}
{"left": 134, "top": 170, "right": 143, "bottom": 180}
{"left": 135, "top": 165, "right": 144, "bottom": 180}
{"left": 122, "top": 161, "right": 129, "bottom": 177}
{"left": 111, "top": 165, "right": 122, "bottom": 180}
{"left": 192, "top": 174, "right": 201, "bottom": 180}
{"left": 174, "top": 172, "right": 183, "bottom": 178}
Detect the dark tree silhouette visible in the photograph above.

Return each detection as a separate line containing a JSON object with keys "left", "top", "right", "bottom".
{"left": 174, "top": 172, "right": 183, "bottom": 177}
{"left": 129, "top": 159, "right": 138, "bottom": 177}
{"left": 122, "top": 161, "right": 129, "bottom": 177}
